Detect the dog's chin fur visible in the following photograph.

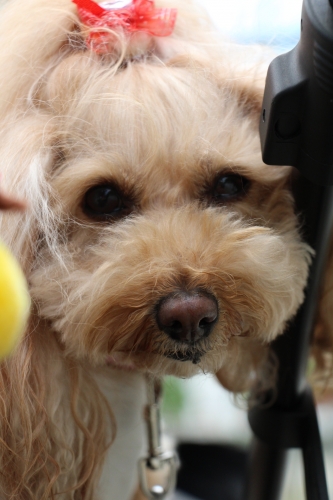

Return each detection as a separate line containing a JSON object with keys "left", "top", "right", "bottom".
{"left": 0, "top": 0, "right": 328, "bottom": 497}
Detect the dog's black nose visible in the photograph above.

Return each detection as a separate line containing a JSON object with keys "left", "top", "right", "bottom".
{"left": 156, "top": 291, "right": 218, "bottom": 343}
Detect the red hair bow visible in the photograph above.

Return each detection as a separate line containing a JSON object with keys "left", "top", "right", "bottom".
{"left": 72, "top": 0, "right": 177, "bottom": 53}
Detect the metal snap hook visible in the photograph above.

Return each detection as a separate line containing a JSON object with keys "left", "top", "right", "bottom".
{"left": 138, "top": 376, "right": 179, "bottom": 500}
{"left": 139, "top": 451, "right": 178, "bottom": 500}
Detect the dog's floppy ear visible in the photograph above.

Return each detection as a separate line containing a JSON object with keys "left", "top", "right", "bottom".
{"left": 0, "top": 0, "right": 84, "bottom": 274}
{"left": 0, "top": 0, "right": 79, "bottom": 118}
{"left": 230, "top": 73, "right": 266, "bottom": 122}
{"left": 232, "top": 76, "right": 264, "bottom": 119}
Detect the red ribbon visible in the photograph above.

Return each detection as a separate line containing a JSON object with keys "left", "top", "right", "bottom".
{"left": 72, "top": 0, "right": 177, "bottom": 53}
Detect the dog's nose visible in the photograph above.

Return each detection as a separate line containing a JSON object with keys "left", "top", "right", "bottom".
{"left": 156, "top": 291, "right": 218, "bottom": 343}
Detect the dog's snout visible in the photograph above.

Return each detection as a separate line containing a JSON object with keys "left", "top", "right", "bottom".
{"left": 156, "top": 292, "right": 218, "bottom": 343}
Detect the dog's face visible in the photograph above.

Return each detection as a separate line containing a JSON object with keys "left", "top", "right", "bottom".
{"left": 15, "top": 51, "right": 310, "bottom": 384}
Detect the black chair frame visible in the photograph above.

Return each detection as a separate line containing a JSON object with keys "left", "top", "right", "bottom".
{"left": 244, "top": 1, "right": 333, "bottom": 498}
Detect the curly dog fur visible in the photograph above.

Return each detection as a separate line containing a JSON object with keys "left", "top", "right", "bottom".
{"left": 0, "top": 0, "right": 328, "bottom": 497}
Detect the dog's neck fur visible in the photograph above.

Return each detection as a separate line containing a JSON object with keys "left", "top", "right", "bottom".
{"left": 93, "top": 369, "right": 146, "bottom": 500}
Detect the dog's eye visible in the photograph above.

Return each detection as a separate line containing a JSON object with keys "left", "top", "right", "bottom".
{"left": 212, "top": 174, "right": 249, "bottom": 202}
{"left": 83, "top": 185, "right": 126, "bottom": 219}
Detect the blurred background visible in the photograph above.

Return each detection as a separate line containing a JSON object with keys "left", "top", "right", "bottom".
{"left": 160, "top": 1, "right": 333, "bottom": 499}
{"left": 202, "top": 0, "right": 303, "bottom": 52}
{"left": 164, "top": 375, "right": 333, "bottom": 500}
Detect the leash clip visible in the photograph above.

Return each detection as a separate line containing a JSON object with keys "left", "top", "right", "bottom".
{"left": 138, "top": 376, "right": 179, "bottom": 499}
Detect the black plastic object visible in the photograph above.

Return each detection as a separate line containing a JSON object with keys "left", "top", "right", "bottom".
{"left": 244, "top": 182, "right": 333, "bottom": 500}
{"left": 244, "top": 0, "right": 333, "bottom": 499}
{"left": 260, "top": 0, "right": 333, "bottom": 185}
{"left": 177, "top": 443, "right": 247, "bottom": 500}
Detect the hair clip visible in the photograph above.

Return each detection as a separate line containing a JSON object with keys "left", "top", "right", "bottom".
{"left": 72, "top": 0, "right": 177, "bottom": 54}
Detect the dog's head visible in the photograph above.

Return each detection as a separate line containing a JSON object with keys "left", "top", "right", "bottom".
{"left": 0, "top": 0, "right": 311, "bottom": 390}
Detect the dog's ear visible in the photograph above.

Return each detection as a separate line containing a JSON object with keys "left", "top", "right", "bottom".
{"left": 0, "top": 0, "right": 79, "bottom": 118}
{"left": 232, "top": 79, "right": 264, "bottom": 118}
{"left": 231, "top": 77, "right": 264, "bottom": 119}
{"left": 0, "top": 0, "right": 84, "bottom": 274}
{"left": 0, "top": 315, "right": 113, "bottom": 497}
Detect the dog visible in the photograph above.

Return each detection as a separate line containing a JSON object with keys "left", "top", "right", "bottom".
{"left": 0, "top": 0, "right": 330, "bottom": 498}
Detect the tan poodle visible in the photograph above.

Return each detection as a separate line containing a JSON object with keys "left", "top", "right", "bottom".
{"left": 0, "top": 0, "right": 329, "bottom": 498}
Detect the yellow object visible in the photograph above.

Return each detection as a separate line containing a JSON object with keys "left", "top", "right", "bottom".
{"left": 0, "top": 243, "right": 30, "bottom": 359}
